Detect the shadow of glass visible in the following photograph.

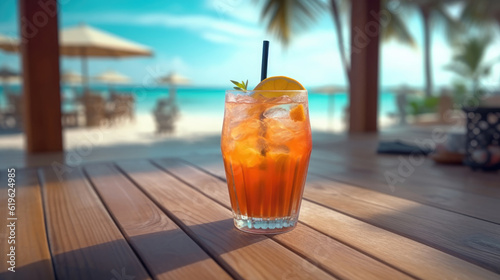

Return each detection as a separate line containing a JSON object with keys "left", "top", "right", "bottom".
{"left": 0, "top": 218, "right": 266, "bottom": 279}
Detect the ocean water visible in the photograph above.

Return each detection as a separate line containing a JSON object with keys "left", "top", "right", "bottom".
{"left": 0, "top": 85, "right": 397, "bottom": 126}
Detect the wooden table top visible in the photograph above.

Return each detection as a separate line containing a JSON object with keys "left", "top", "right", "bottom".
{"left": 1, "top": 134, "right": 500, "bottom": 279}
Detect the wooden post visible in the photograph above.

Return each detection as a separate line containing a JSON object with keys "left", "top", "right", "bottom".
{"left": 349, "top": 0, "right": 381, "bottom": 133}
{"left": 19, "top": 0, "right": 63, "bottom": 153}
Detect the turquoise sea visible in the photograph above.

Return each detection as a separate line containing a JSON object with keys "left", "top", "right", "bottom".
{"left": 0, "top": 85, "right": 397, "bottom": 127}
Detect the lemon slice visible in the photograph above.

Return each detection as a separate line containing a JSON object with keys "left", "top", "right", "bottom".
{"left": 254, "top": 76, "right": 305, "bottom": 98}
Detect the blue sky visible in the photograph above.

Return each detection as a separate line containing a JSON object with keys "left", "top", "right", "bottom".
{"left": 0, "top": 0, "right": 499, "bottom": 89}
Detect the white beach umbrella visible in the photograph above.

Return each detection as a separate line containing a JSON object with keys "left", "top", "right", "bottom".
{"left": 0, "top": 66, "right": 20, "bottom": 80}
{"left": 314, "top": 85, "right": 345, "bottom": 95}
{"left": 0, "top": 66, "right": 21, "bottom": 99}
{"left": 94, "top": 70, "right": 131, "bottom": 84}
{"left": 94, "top": 70, "right": 131, "bottom": 93}
{"left": 158, "top": 72, "right": 190, "bottom": 85}
{"left": 60, "top": 24, "right": 152, "bottom": 92}
{"left": 61, "top": 71, "right": 83, "bottom": 84}
{"left": 0, "top": 34, "right": 18, "bottom": 53}
{"left": 158, "top": 72, "right": 190, "bottom": 99}
{"left": 0, "top": 26, "right": 152, "bottom": 91}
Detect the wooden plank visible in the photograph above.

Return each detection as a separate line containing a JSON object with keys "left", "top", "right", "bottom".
{"left": 308, "top": 157, "right": 500, "bottom": 224}
{"left": 299, "top": 200, "right": 500, "bottom": 279}
{"left": 310, "top": 134, "right": 500, "bottom": 210}
{"left": 177, "top": 152, "right": 500, "bottom": 220}
{"left": 116, "top": 160, "right": 337, "bottom": 280}
{"left": 39, "top": 166, "right": 151, "bottom": 280}
{"left": 303, "top": 173, "right": 500, "bottom": 272}
{"left": 311, "top": 148, "right": 500, "bottom": 196}
{"left": 311, "top": 132, "right": 500, "bottom": 190}
{"left": 153, "top": 158, "right": 414, "bottom": 280}
{"left": 181, "top": 154, "right": 500, "bottom": 279}
{"left": 311, "top": 147, "right": 500, "bottom": 198}
{"left": 19, "top": 0, "right": 63, "bottom": 153}
{"left": 0, "top": 169, "right": 54, "bottom": 279}
{"left": 83, "top": 163, "right": 231, "bottom": 280}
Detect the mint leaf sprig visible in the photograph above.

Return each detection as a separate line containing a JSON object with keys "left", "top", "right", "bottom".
{"left": 231, "top": 80, "right": 249, "bottom": 91}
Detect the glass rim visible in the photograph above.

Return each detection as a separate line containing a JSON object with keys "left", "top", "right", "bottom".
{"left": 226, "top": 90, "right": 308, "bottom": 93}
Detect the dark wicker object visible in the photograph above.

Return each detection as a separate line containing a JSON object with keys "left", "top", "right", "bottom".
{"left": 463, "top": 107, "right": 500, "bottom": 171}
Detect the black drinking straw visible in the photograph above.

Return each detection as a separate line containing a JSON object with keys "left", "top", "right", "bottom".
{"left": 261, "top": 40, "right": 269, "bottom": 81}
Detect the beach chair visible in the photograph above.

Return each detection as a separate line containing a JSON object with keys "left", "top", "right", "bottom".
{"left": 61, "top": 111, "right": 79, "bottom": 127}
{"left": 153, "top": 98, "right": 179, "bottom": 134}
{"left": 0, "top": 106, "right": 8, "bottom": 129}
{"left": 82, "top": 93, "right": 106, "bottom": 127}
{"left": 106, "top": 93, "right": 135, "bottom": 124}
{"left": 2, "top": 93, "right": 24, "bottom": 128}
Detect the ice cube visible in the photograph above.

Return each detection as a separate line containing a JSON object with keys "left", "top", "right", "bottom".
{"left": 271, "top": 145, "right": 290, "bottom": 154}
{"left": 267, "top": 145, "right": 290, "bottom": 166}
{"left": 232, "top": 95, "right": 256, "bottom": 104}
{"left": 264, "top": 118, "right": 294, "bottom": 143}
{"left": 268, "top": 96, "right": 293, "bottom": 104}
{"left": 230, "top": 119, "right": 263, "bottom": 140}
{"left": 271, "top": 127, "right": 294, "bottom": 143}
{"left": 226, "top": 104, "right": 249, "bottom": 125}
{"left": 233, "top": 136, "right": 268, "bottom": 167}
{"left": 255, "top": 137, "right": 269, "bottom": 156}
{"left": 263, "top": 107, "right": 289, "bottom": 119}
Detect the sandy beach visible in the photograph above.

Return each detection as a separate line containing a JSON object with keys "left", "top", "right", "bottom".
{"left": 0, "top": 108, "right": 397, "bottom": 153}
{"left": 0, "top": 87, "right": 398, "bottom": 169}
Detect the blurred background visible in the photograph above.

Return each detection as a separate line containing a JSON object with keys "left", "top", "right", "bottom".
{"left": 0, "top": 0, "right": 499, "bottom": 166}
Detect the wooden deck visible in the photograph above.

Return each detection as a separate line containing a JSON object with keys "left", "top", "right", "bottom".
{"left": 1, "top": 133, "right": 499, "bottom": 279}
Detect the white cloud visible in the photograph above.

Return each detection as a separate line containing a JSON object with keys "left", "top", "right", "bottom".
{"left": 293, "top": 30, "right": 337, "bottom": 50}
{"left": 82, "top": 12, "right": 262, "bottom": 45}
{"left": 137, "top": 13, "right": 260, "bottom": 37}
{"left": 190, "top": 30, "right": 347, "bottom": 87}
{"left": 202, "top": 32, "right": 237, "bottom": 44}
{"left": 205, "top": 0, "right": 262, "bottom": 24}
{"left": 55, "top": 8, "right": 500, "bottom": 88}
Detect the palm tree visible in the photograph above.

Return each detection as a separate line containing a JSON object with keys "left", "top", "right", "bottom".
{"left": 400, "top": 0, "right": 461, "bottom": 97}
{"left": 461, "top": 0, "right": 500, "bottom": 28}
{"left": 330, "top": 0, "right": 417, "bottom": 86}
{"left": 260, "top": 0, "right": 416, "bottom": 88}
{"left": 260, "top": 0, "right": 324, "bottom": 46}
{"left": 460, "top": 0, "right": 500, "bottom": 88}
{"left": 445, "top": 36, "right": 496, "bottom": 96}
{"left": 329, "top": 0, "right": 350, "bottom": 84}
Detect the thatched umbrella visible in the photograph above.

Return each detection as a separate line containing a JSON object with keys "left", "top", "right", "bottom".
{"left": 0, "top": 27, "right": 152, "bottom": 93}
{"left": 61, "top": 71, "right": 83, "bottom": 84}
{"left": 0, "top": 34, "right": 18, "bottom": 53}
{"left": 0, "top": 66, "right": 20, "bottom": 94}
{"left": 157, "top": 72, "right": 190, "bottom": 100}
{"left": 94, "top": 70, "right": 131, "bottom": 84}
{"left": 60, "top": 24, "right": 152, "bottom": 93}
{"left": 94, "top": 70, "right": 131, "bottom": 94}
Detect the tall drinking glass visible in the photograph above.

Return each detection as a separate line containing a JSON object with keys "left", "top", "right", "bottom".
{"left": 221, "top": 90, "right": 312, "bottom": 234}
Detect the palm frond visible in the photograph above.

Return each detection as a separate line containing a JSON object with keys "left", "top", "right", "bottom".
{"left": 260, "top": 0, "right": 325, "bottom": 46}
{"left": 444, "top": 63, "right": 471, "bottom": 79}
{"left": 432, "top": 4, "right": 462, "bottom": 44}
{"left": 460, "top": 0, "right": 500, "bottom": 28}
{"left": 382, "top": 11, "right": 417, "bottom": 48}
{"left": 384, "top": 0, "right": 414, "bottom": 16}
{"left": 445, "top": 36, "right": 493, "bottom": 82}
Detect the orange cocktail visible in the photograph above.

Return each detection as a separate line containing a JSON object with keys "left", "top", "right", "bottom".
{"left": 221, "top": 77, "right": 312, "bottom": 234}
